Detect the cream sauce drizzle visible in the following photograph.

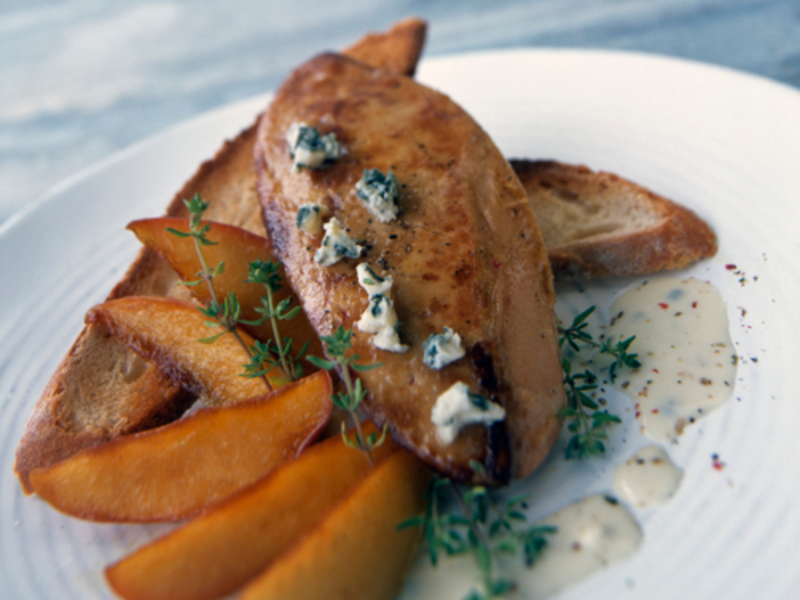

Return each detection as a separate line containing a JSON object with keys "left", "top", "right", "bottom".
{"left": 522, "top": 494, "right": 642, "bottom": 598}
{"left": 613, "top": 445, "right": 683, "bottom": 508}
{"left": 606, "top": 277, "right": 736, "bottom": 442}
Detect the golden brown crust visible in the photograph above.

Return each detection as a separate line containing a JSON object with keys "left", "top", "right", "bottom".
{"left": 512, "top": 159, "right": 717, "bottom": 278}
{"left": 162, "top": 123, "right": 267, "bottom": 233}
{"left": 341, "top": 17, "right": 427, "bottom": 77}
{"left": 255, "top": 54, "right": 564, "bottom": 484}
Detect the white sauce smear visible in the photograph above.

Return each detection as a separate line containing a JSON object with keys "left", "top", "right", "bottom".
{"left": 606, "top": 277, "right": 736, "bottom": 442}
{"left": 613, "top": 445, "right": 683, "bottom": 508}
{"left": 523, "top": 495, "right": 642, "bottom": 598}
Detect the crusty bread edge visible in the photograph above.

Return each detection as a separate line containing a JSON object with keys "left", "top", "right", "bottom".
{"left": 512, "top": 159, "right": 718, "bottom": 278}
{"left": 340, "top": 16, "right": 426, "bottom": 77}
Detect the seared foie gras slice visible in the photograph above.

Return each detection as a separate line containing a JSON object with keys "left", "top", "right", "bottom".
{"left": 255, "top": 53, "right": 565, "bottom": 484}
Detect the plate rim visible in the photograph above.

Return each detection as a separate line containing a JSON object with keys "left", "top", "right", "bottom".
{"left": 4, "top": 46, "right": 799, "bottom": 242}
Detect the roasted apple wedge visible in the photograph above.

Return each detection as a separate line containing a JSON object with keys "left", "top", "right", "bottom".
{"left": 85, "top": 296, "right": 283, "bottom": 405}
{"left": 239, "top": 449, "right": 430, "bottom": 600}
{"left": 128, "top": 217, "right": 322, "bottom": 359}
{"left": 29, "top": 371, "right": 332, "bottom": 522}
{"left": 105, "top": 425, "right": 396, "bottom": 600}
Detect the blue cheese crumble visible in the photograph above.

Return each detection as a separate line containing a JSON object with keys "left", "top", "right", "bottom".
{"left": 356, "top": 294, "right": 408, "bottom": 353}
{"left": 373, "top": 325, "right": 408, "bottom": 353}
{"left": 355, "top": 168, "right": 400, "bottom": 222}
{"left": 355, "top": 262, "right": 408, "bottom": 353}
{"left": 431, "top": 382, "right": 506, "bottom": 445}
{"left": 356, "top": 262, "right": 393, "bottom": 297}
{"left": 357, "top": 294, "right": 397, "bottom": 334}
{"left": 296, "top": 203, "right": 330, "bottom": 236}
{"left": 423, "top": 327, "right": 466, "bottom": 370}
{"left": 286, "top": 122, "right": 340, "bottom": 170}
{"left": 313, "top": 218, "right": 362, "bottom": 267}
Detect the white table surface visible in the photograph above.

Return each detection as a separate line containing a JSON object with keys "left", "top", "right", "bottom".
{"left": 2, "top": 0, "right": 799, "bottom": 226}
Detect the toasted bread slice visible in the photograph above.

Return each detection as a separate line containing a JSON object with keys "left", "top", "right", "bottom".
{"left": 341, "top": 16, "right": 426, "bottom": 77}
{"left": 14, "top": 19, "right": 429, "bottom": 493}
{"left": 512, "top": 159, "right": 717, "bottom": 278}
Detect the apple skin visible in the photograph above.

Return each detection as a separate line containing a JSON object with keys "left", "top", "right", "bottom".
{"left": 85, "top": 295, "right": 288, "bottom": 405}
{"left": 29, "top": 371, "right": 332, "bottom": 523}
{"left": 105, "top": 424, "right": 397, "bottom": 600}
{"left": 239, "top": 449, "right": 431, "bottom": 600}
{"left": 128, "top": 217, "right": 323, "bottom": 362}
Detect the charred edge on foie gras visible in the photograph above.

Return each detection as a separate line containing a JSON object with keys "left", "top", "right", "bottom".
{"left": 471, "top": 341, "right": 510, "bottom": 484}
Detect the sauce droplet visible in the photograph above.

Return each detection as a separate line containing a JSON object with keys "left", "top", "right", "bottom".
{"left": 612, "top": 445, "right": 683, "bottom": 508}
{"left": 607, "top": 277, "right": 736, "bottom": 442}
{"left": 522, "top": 495, "right": 642, "bottom": 598}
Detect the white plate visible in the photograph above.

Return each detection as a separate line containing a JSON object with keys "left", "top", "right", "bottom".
{"left": 1, "top": 49, "right": 798, "bottom": 600}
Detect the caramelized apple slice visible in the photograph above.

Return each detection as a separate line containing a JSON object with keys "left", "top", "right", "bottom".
{"left": 128, "top": 217, "right": 322, "bottom": 361}
{"left": 239, "top": 450, "right": 430, "bottom": 600}
{"left": 105, "top": 425, "right": 396, "bottom": 600}
{"left": 28, "top": 371, "right": 332, "bottom": 522}
{"left": 85, "top": 296, "right": 285, "bottom": 405}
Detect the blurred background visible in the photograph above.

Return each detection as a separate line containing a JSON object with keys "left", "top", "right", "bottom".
{"left": 2, "top": 0, "right": 799, "bottom": 226}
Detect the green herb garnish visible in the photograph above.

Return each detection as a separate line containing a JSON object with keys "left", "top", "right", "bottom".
{"left": 399, "top": 477, "right": 557, "bottom": 599}
{"left": 241, "top": 258, "right": 308, "bottom": 383}
{"left": 168, "top": 194, "right": 306, "bottom": 388}
{"left": 557, "top": 306, "right": 641, "bottom": 459}
{"left": 307, "top": 326, "right": 387, "bottom": 465}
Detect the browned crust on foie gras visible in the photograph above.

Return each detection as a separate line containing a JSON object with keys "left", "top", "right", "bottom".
{"left": 512, "top": 159, "right": 718, "bottom": 278}
{"left": 254, "top": 53, "right": 565, "bottom": 484}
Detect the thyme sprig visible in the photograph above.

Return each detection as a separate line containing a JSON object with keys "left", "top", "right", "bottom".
{"left": 168, "top": 194, "right": 274, "bottom": 389}
{"left": 557, "top": 306, "right": 641, "bottom": 459}
{"left": 558, "top": 306, "right": 641, "bottom": 383}
{"left": 241, "top": 259, "right": 308, "bottom": 383}
{"left": 560, "top": 359, "right": 620, "bottom": 459}
{"left": 167, "top": 194, "right": 307, "bottom": 389}
{"left": 307, "top": 326, "right": 387, "bottom": 465}
{"left": 399, "top": 477, "right": 556, "bottom": 599}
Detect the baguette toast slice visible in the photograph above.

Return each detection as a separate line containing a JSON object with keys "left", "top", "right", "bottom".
{"left": 341, "top": 16, "right": 426, "bottom": 78}
{"left": 14, "top": 18, "right": 428, "bottom": 493}
{"left": 512, "top": 159, "right": 717, "bottom": 278}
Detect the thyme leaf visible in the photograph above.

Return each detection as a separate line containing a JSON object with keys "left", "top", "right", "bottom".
{"left": 167, "top": 195, "right": 307, "bottom": 389}
{"left": 399, "top": 478, "right": 556, "bottom": 599}
{"left": 557, "top": 306, "right": 641, "bottom": 459}
{"left": 307, "top": 326, "right": 387, "bottom": 465}
{"left": 242, "top": 258, "right": 306, "bottom": 383}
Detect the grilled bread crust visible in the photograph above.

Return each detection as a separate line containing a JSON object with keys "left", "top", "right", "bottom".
{"left": 512, "top": 159, "right": 717, "bottom": 278}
